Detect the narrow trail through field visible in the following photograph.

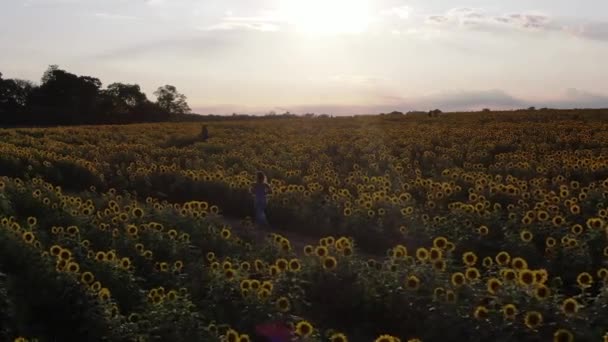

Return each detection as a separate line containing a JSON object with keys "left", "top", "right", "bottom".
{"left": 218, "top": 215, "right": 385, "bottom": 261}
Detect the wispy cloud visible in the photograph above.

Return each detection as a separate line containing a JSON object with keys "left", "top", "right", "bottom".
{"left": 201, "top": 11, "right": 283, "bottom": 32}
{"left": 564, "top": 21, "right": 608, "bottom": 42}
{"left": 381, "top": 5, "right": 411, "bottom": 20}
{"left": 422, "top": 7, "right": 608, "bottom": 42}
{"left": 425, "top": 8, "right": 552, "bottom": 31}
{"left": 94, "top": 12, "right": 138, "bottom": 21}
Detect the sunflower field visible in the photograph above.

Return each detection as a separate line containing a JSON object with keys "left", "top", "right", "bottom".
{"left": 1, "top": 110, "right": 608, "bottom": 342}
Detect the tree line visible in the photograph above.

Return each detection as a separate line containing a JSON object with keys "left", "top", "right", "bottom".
{"left": 0, "top": 65, "right": 191, "bottom": 126}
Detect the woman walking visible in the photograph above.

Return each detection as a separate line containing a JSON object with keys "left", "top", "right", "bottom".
{"left": 251, "top": 171, "right": 272, "bottom": 227}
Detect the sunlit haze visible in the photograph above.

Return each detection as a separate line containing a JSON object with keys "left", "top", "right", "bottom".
{"left": 1, "top": 0, "right": 608, "bottom": 114}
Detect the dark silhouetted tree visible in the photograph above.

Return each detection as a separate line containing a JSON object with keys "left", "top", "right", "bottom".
{"left": 0, "top": 73, "right": 36, "bottom": 117}
{"left": 103, "top": 83, "right": 148, "bottom": 114}
{"left": 28, "top": 65, "right": 102, "bottom": 123}
{"left": 154, "top": 85, "right": 190, "bottom": 114}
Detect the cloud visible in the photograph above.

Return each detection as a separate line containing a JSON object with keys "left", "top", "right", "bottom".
{"left": 204, "top": 22, "right": 279, "bottom": 32}
{"left": 89, "top": 35, "right": 233, "bottom": 60}
{"left": 202, "top": 11, "right": 283, "bottom": 32}
{"left": 381, "top": 5, "right": 411, "bottom": 20}
{"left": 144, "top": 0, "right": 165, "bottom": 5}
{"left": 552, "top": 88, "right": 608, "bottom": 108}
{"left": 94, "top": 12, "right": 138, "bottom": 20}
{"left": 564, "top": 21, "right": 608, "bottom": 42}
{"left": 422, "top": 7, "right": 608, "bottom": 42}
{"left": 425, "top": 8, "right": 552, "bottom": 31}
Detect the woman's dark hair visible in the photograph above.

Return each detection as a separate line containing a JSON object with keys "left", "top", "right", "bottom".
{"left": 256, "top": 171, "right": 266, "bottom": 183}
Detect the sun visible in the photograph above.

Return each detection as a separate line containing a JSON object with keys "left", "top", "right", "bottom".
{"left": 279, "top": 0, "right": 372, "bottom": 35}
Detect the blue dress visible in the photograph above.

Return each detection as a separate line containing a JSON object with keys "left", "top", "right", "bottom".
{"left": 253, "top": 183, "right": 269, "bottom": 225}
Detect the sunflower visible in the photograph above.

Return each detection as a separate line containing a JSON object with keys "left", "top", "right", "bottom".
{"left": 474, "top": 306, "right": 489, "bottom": 320}
{"left": 533, "top": 284, "right": 551, "bottom": 300}
{"left": 119, "top": 257, "right": 131, "bottom": 269}
{"left": 50, "top": 245, "right": 62, "bottom": 256}
{"left": 220, "top": 228, "right": 231, "bottom": 239}
{"left": 257, "top": 288, "right": 271, "bottom": 301}
{"left": 451, "top": 272, "right": 466, "bottom": 287}
{"left": 238, "top": 335, "right": 250, "bottom": 342}
{"left": 546, "top": 237, "right": 557, "bottom": 248}
{"left": 22, "top": 231, "right": 35, "bottom": 244}
{"left": 405, "top": 275, "right": 421, "bottom": 290}
{"left": 261, "top": 280, "right": 273, "bottom": 292}
{"left": 315, "top": 246, "right": 329, "bottom": 257}
{"left": 511, "top": 257, "right": 528, "bottom": 270}
{"left": 288, "top": 259, "right": 302, "bottom": 272}
{"left": 27, "top": 216, "right": 37, "bottom": 226}
{"left": 597, "top": 268, "right": 608, "bottom": 280}
{"left": 571, "top": 224, "right": 584, "bottom": 236}
{"left": 518, "top": 269, "right": 536, "bottom": 286}
{"left": 482, "top": 257, "right": 493, "bottom": 268}
{"left": 330, "top": 332, "right": 348, "bottom": 342}
{"left": 416, "top": 248, "right": 429, "bottom": 262}
{"left": 553, "top": 329, "right": 574, "bottom": 342}
{"left": 429, "top": 247, "right": 443, "bottom": 261}
{"left": 106, "top": 251, "right": 116, "bottom": 262}
{"left": 67, "top": 262, "right": 80, "bottom": 273}
{"left": 478, "top": 225, "right": 489, "bottom": 236}
{"left": 537, "top": 210, "right": 549, "bottom": 222}
{"left": 90, "top": 281, "right": 102, "bottom": 292}
{"left": 222, "top": 261, "right": 233, "bottom": 270}
{"left": 433, "top": 236, "right": 448, "bottom": 249}
{"left": 132, "top": 207, "right": 144, "bottom": 218}
{"left": 323, "top": 256, "right": 338, "bottom": 270}
{"left": 561, "top": 298, "right": 580, "bottom": 316}
{"left": 225, "top": 329, "right": 239, "bottom": 342}
{"left": 98, "top": 287, "right": 111, "bottom": 302}
{"left": 445, "top": 289, "right": 457, "bottom": 303}
{"left": 524, "top": 311, "right": 543, "bottom": 329}
{"left": 576, "top": 272, "right": 593, "bottom": 288}
{"left": 552, "top": 215, "right": 565, "bottom": 227}
{"left": 240, "top": 279, "right": 251, "bottom": 291}
{"left": 206, "top": 252, "right": 216, "bottom": 262}
{"left": 495, "top": 251, "right": 511, "bottom": 266}
{"left": 295, "top": 321, "right": 313, "bottom": 337}
{"left": 501, "top": 268, "right": 517, "bottom": 282}
{"left": 433, "top": 287, "right": 445, "bottom": 301}
{"left": 534, "top": 269, "right": 549, "bottom": 284}
{"left": 81, "top": 271, "right": 95, "bottom": 285}
{"left": 502, "top": 304, "right": 517, "bottom": 320}
{"left": 432, "top": 259, "right": 446, "bottom": 272}
{"left": 462, "top": 252, "right": 478, "bottom": 266}
{"left": 301, "top": 244, "right": 313, "bottom": 256}
{"left": 275, "top": 258, "right": 288, "bottom": 271}
{"left": 487, "top": 277, "right": 502, "bottom": 295}
{"left": 374, "top": 335, "right": 397, "bottom": 342}
{"left": 520, "top": 230, "right": 533, "bottom": 243}
{"left": 465, "top": 267, "right": 481, "bottom": 283}
{"left": 269, "top": 265, "right": 281, "bottom": 276}
{"left": 275, "top": 296, "right": 291, "bottom": 312}
{"left": 126, "top": 225, "right": 138, "bottom": 236}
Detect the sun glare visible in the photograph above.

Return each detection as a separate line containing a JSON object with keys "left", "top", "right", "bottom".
{"left": 279, "top": 0, "right": 372, "bottom": 34}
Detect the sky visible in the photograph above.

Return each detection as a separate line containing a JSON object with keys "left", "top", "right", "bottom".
{"left": 1, "top": 0, "right": 608, "bottom": 115}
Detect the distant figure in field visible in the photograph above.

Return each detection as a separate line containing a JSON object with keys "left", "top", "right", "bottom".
{"left": 251, "top": 171, "right": 272, "bottom": 227}
{"left": 200, "top": 124, "right": 209, "bottom": 141}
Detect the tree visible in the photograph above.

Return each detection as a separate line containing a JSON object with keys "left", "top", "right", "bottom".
{"left": 154, "top": 85, "right": 190, "bottom": 115}
{"left": 103, "top": 83, "right": 148, "bottom": 114}
{"left": 29, "top": 66, "right": 103, "bottom": 121}
{"left": 428, "top": 109, "right": 442, "bottom": 117}
{"left": 0, "top": 73, "right": 35, "bottom": 115}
